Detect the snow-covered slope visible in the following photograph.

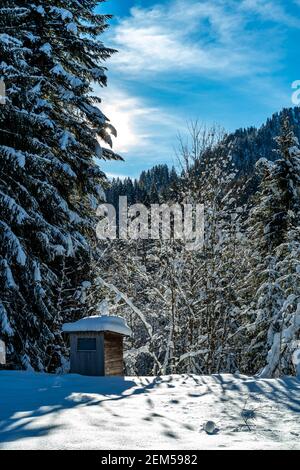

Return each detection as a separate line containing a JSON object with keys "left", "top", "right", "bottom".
{"left": 0, "top": 372, "right": 299, "bottom": 450}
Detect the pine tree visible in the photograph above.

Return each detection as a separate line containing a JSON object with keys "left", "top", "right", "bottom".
{"left": 260, "top": 119, "right": 300, "bottom": 376}
{"left": 240, "top": 118, "right": 300, "bottom": 377}
{"left": 0, "top": 1, "right": 120, "bottom": 370}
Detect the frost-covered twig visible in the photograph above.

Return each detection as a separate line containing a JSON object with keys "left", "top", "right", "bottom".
{"left": 96, "top": 275, "right": 153, "bottom": 338}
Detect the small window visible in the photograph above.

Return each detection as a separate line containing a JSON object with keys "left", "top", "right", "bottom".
{"left": 77, "top": 338, "right": 96, "bottom": 351}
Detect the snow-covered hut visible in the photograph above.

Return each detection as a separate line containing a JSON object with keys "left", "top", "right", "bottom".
{"left": 62, "top": 316, "right": 131, "bottom": 376}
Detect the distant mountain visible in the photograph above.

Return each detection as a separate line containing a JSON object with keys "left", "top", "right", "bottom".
{"left": 106, "top": 107, "right": 300, "bottom": 204}
{"left": 220, "top": 107, "right": 300, "bottom": 175}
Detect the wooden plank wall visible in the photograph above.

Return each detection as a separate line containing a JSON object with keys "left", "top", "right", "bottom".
{"left": 104, "top": 332, "right": 124, "bottom": 376}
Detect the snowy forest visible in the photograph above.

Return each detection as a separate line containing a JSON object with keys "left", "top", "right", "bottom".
{"left": 1, "top": 0, "right": 300, "bottom": 382}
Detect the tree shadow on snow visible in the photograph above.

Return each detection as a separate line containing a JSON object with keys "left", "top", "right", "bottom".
{"left": 0, "top": 372, "right": 181, "bottom": 446}
{"left": 0, "top": 371, "right": 139, "bottom": 446}
{"left": 0, "top": 371, "right": 299, "bottom": 447}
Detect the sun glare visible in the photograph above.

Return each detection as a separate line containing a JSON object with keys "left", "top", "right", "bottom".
{"left": 102, "top": 103, "right": 138, "bottom": 153}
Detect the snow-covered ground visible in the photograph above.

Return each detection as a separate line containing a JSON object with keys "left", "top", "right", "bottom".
{"left": 0, "top": 371, "right": 299, "bottom": 450}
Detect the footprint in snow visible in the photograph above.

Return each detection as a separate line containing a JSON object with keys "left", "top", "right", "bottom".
{"left": 146, "top": 397, "right": 155, "bottom": 409}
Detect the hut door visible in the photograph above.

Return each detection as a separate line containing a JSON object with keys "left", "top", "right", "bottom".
{"left": 70, "top": 334, "right": 104, "bottom": 376}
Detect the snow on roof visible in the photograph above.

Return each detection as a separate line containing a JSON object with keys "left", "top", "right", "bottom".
{"left": 62, "top": 315, "right": 132, "bottom": 336}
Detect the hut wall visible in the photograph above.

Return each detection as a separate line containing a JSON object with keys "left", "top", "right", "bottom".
{"left": 104, "top": 332, "right": 124, "bottom": 376}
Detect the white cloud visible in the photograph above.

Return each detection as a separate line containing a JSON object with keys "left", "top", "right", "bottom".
{"left": 99, "top": 85, "right": 183, "bottom": 157}
{"left": 97, "top": 0, "right": 296, "bottom": 177}
{"left": 240, "top": 0, "right": 300, "bottom": 27}
{"left": 106, "top": 172, "right": 128, "bottom": 181}
{"left": 100, "top": 88, "right": 154, "bottom": 153}
{"left": 108, "top": 0, "right": 291, "bottom": 79}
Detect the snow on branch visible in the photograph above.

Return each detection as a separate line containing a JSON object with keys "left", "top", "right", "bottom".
{"left": 96, "top": 276, "right": 153, "bottom": 338}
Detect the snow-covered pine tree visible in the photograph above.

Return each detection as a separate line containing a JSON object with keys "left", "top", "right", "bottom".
{"left": 0, "top": 1, "right": 120, "bottom": 370}
{"left": 239, "top": 118, "right": 300, "bottom": 376}
{"left": 260, "top": 119, "right": 300, "bottom": 377}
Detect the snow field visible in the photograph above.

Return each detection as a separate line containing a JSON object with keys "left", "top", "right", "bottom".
{"left": 0, "top": 371, "right": 299, "bottom": 450}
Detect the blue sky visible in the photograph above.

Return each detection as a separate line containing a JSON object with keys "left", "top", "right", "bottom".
{"left": 95, "top": 0, "right": 300, "bottom": 178}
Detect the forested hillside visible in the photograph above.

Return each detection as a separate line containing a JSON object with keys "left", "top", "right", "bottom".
{"left": 99, "top": 111, "right": 300, "bottom": 378}
{"left": 107, "top": 107, "right": 300, "bottom": 206}
{"left": 106, "top": 164, "right": 179, "bottom": 209}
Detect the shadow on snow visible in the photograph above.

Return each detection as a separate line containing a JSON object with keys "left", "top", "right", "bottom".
{"left": 0, "top": 371, "right": 299, "bottom": 446}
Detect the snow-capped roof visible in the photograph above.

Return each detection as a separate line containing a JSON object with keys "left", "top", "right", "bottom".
{"left": 62, "top": 315, "right": 132, "bottom": 336}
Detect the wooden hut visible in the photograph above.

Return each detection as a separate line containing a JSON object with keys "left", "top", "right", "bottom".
{"left": 62, "top": 316, "right": 132, "bottom": 377}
